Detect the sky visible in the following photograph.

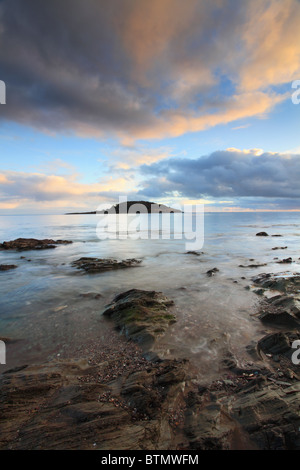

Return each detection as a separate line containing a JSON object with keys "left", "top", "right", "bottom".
{"left": 0, "top": 0, "right": 300, "bottom": 213}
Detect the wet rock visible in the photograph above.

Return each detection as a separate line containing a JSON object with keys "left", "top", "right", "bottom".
{"left": 0, "top": 264, "right": 18, "bottom": 271}
{"left": 79, "top": 292, "right": 103, "bottom": 299}
{"left": 186, "top": 251, "right": 204, "bottom": 256}
{"left": 71, "top": 257, "right": 142, "bottom": 273}
{"left": 206, "top": 267, "right": 219, "bottom": 277}
{"left": 102, "top": 289, "right": 175, "bottom": 349}
{"left": 258, "top": 294, "right": 300, "bottom": 327}
{"left": 277, "top": 258, "right": 293, "bottom": 264}
{"left": 272, "top": 247, "right": 288, "bottom": 250}
{"left": 230, "top": 385, "right": 300, "bottom": 449}
{"left": 0, "top": 355, "right": 187, "bottom": 450}
{"left": 239, "top": 263, "right": 267, "bottom": 268}
{"left": 0, "top": 238, "right": 72, "bottom": 251}
{"left": 258, "top": 332, "right": 294, "bottom": 356}
{"left": 253, "top": 288, "right": 265, "bottom": 296}
{"left": 256, "top": 232, "right": 269, "bottom": 236}
{"left": 252, "top": 273, "right": 300, "bottom": 294}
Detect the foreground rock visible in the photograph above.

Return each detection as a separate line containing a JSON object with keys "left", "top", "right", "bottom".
{"left": 185, "top": 377, "right": 300, "bottom": 450}
{"left": 0, "top": 238, "right": 72, "bottom": 251}
{"left": 0, "top": 358, "right": 188, "bottom": 450}
{"left": 1, "top": 349, "right": 299, "bottom": 450}
{"left": 72, "top": 257, "right": 142, "bottom": 273}
{"left": 102, "top": 289, "right": 175, "bottom": 348}
{"left": 257, "top": 332, "right": 300, "bottom": 378}
{"left": 1, "top": 286, "right": 300, "bottom": 450}
{"left": 0, "top": 264, "right": 18, "bottom": 271}
{"left": 256, "top": 232, "right": 269, "bottom": 236}
{"left": 258, "top": 295, "right": 300, "bottom": 327}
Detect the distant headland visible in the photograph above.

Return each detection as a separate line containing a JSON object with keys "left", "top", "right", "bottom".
{"left": 65, "top": 201, "right": 181, "bottom": 214}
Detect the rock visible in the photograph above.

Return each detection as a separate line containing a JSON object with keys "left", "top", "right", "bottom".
{"left": 252, "top": 273, "right": 300, "bottom": 294}
{"left": 0, "top": 238, "right": 72, "bottom": 251}
{"left": 272, "top": 247, "right": 288, "bottom": 250}
{"left": 257, "top": 294, "right": 300, "bottom": 327}
{"left": 79, "top": 292, "right": 102, "bottom": 299}
{"left": 230, "top": 385, "right": 300, "bottom": 449}
{"left": 277, "top": 258, "right": 293, "bottom": 264}
{"left": 0, "top": 358, "right": 187, "bottom": 450}
{"left": 272, "top": 234, "right": 283, "bottom": 237}
{"left": 71, "top": 257, "right": 142, "bottom": 273}
{"left": 256, "top": 232, "right": 269, "bottom": 236}
{"left": 102, "top": 289, "right": 175, "bottom": 349}
{"left": 186, "top": 251, "right": 203, "bottom": 256}
{"left": 0, "top": 264, "right": 18, "bottom": 271}
{"left": 239, "top": 263, "right": 267, "bottom": 268}
{"left": 206, "top": 268, "right": 219, "bottom": 277}
{"left": 253, "top": 289, "right": 265, "bottom": 296}
{"left": 97, "top": 201, "right": 181, "bottom": 214}
{"left": 259, "top": 309, "right": 299, "bottom": 327}
{"left": 258, "top": 332, "right": 293, "bottom": 356}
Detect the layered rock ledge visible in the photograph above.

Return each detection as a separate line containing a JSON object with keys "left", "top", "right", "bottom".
{"left": 0, "top": 238, "right": 73, "bottom": 251}
{"left": 252, "top": 273, "right": 300, "bottom": 327}
{"left": 102, "top": 289, "right": 175, "bottom": 348}
{"left": 0, "top": 264, "right": 18, "bottom": 271}
{"left": 71, "top": 257, "right": 142, "bottom": 273}
{"left": 1, "top": 285, "right": 300, "bottom": 450}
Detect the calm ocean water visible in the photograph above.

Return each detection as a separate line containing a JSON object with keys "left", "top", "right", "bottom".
{"left": 0, "top": 211, "right": 299, "bottom": 381}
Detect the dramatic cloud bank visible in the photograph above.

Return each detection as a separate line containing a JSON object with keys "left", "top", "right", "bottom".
{"left": 138, "top": 149, "right": 300, "bottom": 209}
{"left": 0, "top": 0, "right": 299, "bottom": 142}
{"left": 1, "top": 149, "right": 299, "bottom": 211}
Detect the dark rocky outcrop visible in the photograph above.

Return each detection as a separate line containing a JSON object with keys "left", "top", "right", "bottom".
{"left": 102, "top": 201, "right": 181, "bottom": 214}
{"left": 102, "top": 289, "right": 176, "bottom": 348}
{"left": 0, "top": 358, "right": 188, "bottom": 450}
{"left": 206, "top": 267, "right": 219, "bottom": 277}
{"left": 252, "top": 273, "right": 300, "bottom": 294}
{"left": 239, "top": 263, "right": 267, "bottom": 268}
{"left": 277, "top": 258, "right": 293, "bottom": 264}
{"left": 67, "top": 201, "right": 181, "bottom": 215}
{"left": 256, "top": 232, "right": 269, "bottom": 236}
{"left": 71, "top": 257, "right": 142, "bottom": 273}
{"left": 0, "top": 264, "right": 18, "bottom": 271}
{"left": 0, "top": 238, "right": 72, "bottom": 251}
{"left": 258, "top": 294, "right": 300, "bottom": 327}
{"left": 258, "top": 331, "right": 300, "bottom": 358}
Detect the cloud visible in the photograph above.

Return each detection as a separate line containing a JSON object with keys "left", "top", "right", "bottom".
{"left": 138, "top": 148, "right": 300, "bottom": 209}
{"left": 0, "top": 0, "right": 299, "bottom": 142}
{"left": 1, "top": 149, "right": 300, "bottom": 211}
{"left": 0, "top": 170, "right": 137, "bottom": 211}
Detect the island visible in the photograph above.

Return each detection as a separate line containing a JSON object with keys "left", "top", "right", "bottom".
{"left": 66, "top": 201, "right": 181, "bottom": 214}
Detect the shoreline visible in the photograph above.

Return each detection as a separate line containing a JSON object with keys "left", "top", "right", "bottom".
{"left": 0, "top": 237, "right": 300, "bottom": 449}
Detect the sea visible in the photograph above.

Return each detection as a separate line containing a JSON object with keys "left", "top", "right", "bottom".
{"left": 0, "top": 211, "right": 299, "bottom": 382}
